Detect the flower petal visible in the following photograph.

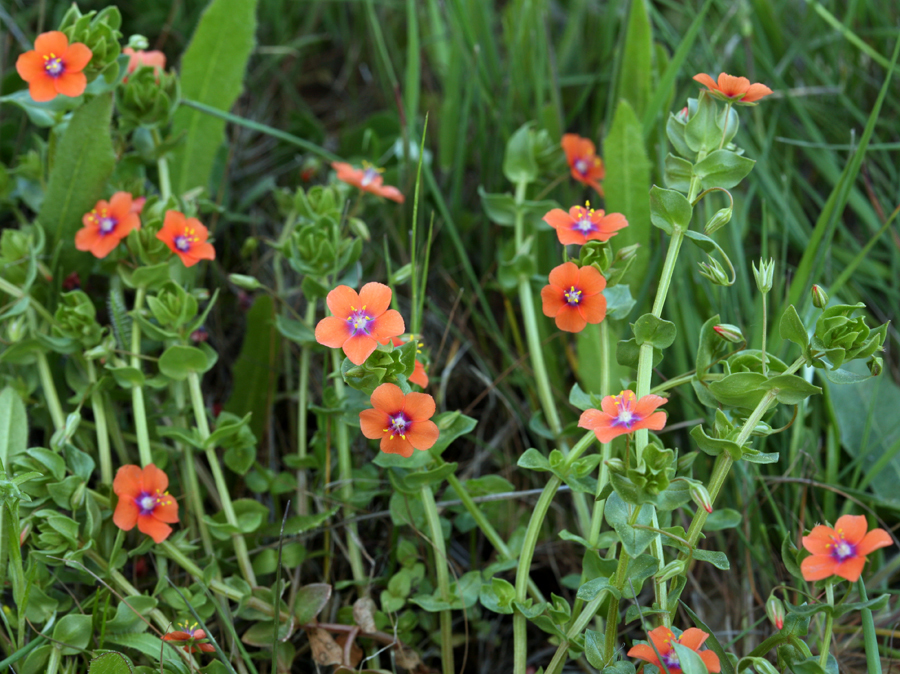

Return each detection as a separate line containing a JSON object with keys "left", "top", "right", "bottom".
{"left": 54, "top": 71, "right": 87, "bottom": 98}
{"left": 315, "top": 316, "right": 350, "bottom": 349}
{"left": 28, "top": 77, "right": 58, "bottom": 102}
{"left": 113, "top": 465, "right": 144, "bottom": 498}
{"left": 75, "top": 225, "right": 101, "bottom": 252}
{"left": 541, "top": 285, "right": 566, "bottom": 317}
{"left": 548, "top": 261, "right": 580, "bottom": 289}
{"left": 678, "top": 628, "right": 709, "bottom": 651}
{"left": 717, "top": 73, "right": 750, "bottom": 98}
{"left": 410, "top": 361, "right": 429, "bottom": 389}
{"left": 834, "top": 555, "right": 866, "bottom": 583}
{"left": 113, "top": 499, "right": 139, "bottom": 531}
{"left": 834, "top": 514, "right": 867, "bottom": 545}
{"left": 370, "top": 310, "right": 405, "bottom": 343}
{"left": 700, "top": 650, "right": 722, "bottom": 673}
{"left": 802, "top": 525, "right": 836, "bottom": 555}
{"left": 358, "top": 282, "right": 393, "bottom": 316}
{"left": 35, "top": 31, "right": 70, "bottom": 56}
{"left": 380, "top": 434, "right": 414, "bottom": 457}
{"left": 801, "top": 554, "right": 838, "bottom": 582}
{"left": 108, "top": 192, "right": 134, "bottom": 219}
{"left": 403, "top": 392, "right": 436, "bottom": 421}
{"left": 626, "top": 644, "right": 660, "bottom": 668}
{"left": 359, "top": 408, "right": 390, "bottom": 439}
{"left": 326, "top": 285, "right": 360, "bottom": 319}
{"left": 543, "top": 209, "right": 573, "bottom": 231}
{"left": 90, "top": 232, "right": 123, "bottom": 259}
{"left": 342, "top": 334, "right": 378, "bottom": 365}
{"left": 153, "top": 499, "right": 179, "bottom": 524}
{"left": 593, "top": 212, "right": 629, "bottom": 240}
{"left": 406, "top": 420, "right": 439, "bottom": 451}
{"left": 555, "top": 227, "right": 588, "bottom": 246}
{"left": 370, "top": 382, "right": 405, "bottom": 414}
{"left": 137, "top": 514, "right": 173, "bottom": 544}
{"left": 375, "top": 185, "right": 405, "bottom": 203}
{"left": 578, "top": 293, "right": 607, "bottom": 324}
{"left": 633, "top": 410, "right": 667, "bottom": 433}
{"left": 648, "top": 626, "right": 676, "bottom": 655}
{"left": 633, "top": 394, "right": 668, "bottom": 418}
{"left": 856, "top": 528, "right": 893, "bottom": 557}
{"left": 578, "top": 409, "right": 610, "bottom": 432}
{"left": 142, "top": 464, "right": 169, "bottom": 494}
{"left": 576, "top": 265, "right": 607, "bottom": 296}
{"left": 555, "top": 305, "right": 588, "bottom": 333}
{"left": 741, "top": 82, "right": 773, "bottom": 103}
{"left": 15, "top": 51, "right": 47, "bottom": 82}
{"left": 63, "top": 42, "right": 93, "bottom": 72}
{"left": 692, "top": 73, "right": 719, "bottom": 91}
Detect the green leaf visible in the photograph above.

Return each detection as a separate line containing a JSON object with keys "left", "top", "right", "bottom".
{"left": 681, "top": 604, "right": 736, "bottom": 674}
{"left": 693, "top": 150, "right": 755, "bottom": 190}
{"left": 779, "top": 305, "right": 810, "bottom": 352}
{"left": 502, "top": 122, "right": 538, "bottom": 183}
{"left": 223, "top": 295, "right": 278, "bottom": 442}
{"left": 692, "top": 548, "right": 730, "bottom": 570}
{"left": 170, "top": 0, "right": 260, "bottom": 194}
{"left": 107, "top": 366, "right": 145, "bottom": 389}
{"left": 707, "top": 372, "right": 769, "bottom": 410}
{"left": 0, "top": 387, "right": 27, "bottom": 467}
{"left": 673, "top": 642, "right": 713, "bottom": 674}
{"left": 88, "top": 652, "right": 134, "bottom": 674}
{"left": 38, "top": 93, "right": 116, "bottom": 272}
{"left": 616, "top": 338, "right": 663, "bottom": 370}
{"left": 617, "top": 0, "right": 652, "bottom": 120}
{"left": 402, "top": 462, "right": 458, "bottom": 489}
{"left": 605, "top": 493, "right": 654, "bottom": 557}
{"left": 158, "top": 345, "right": 211, "bottom": 380}
{"left": 518, "top": 448, "right": 551, "bottom": 472}
{"left": 274, "top": 313, "right": 316, "bottom": 346}
{"left": 569, "top": 383, "right": 594, "bottom": 412}
{"left": 664, "top": 154, "right": 693, "bottom": 192}
{"left": 685, "top": 90, "right": 719, "bottom": 154}
{"left": 293, "top": 583, "right": 332, "bottom": 624}
{"left": 428, "top": 411, "right": 477, "bottom": 457}
{"left": 106, "top": 634, "right": 189, "bottom": 673}
{"left": 53, "top": 614, "right": 92, "bottom": 655}
{"left": 649, "top": 185, "right": 692, "bottom": 234}
{"left": 128, "top": 263, "right": 171, "bottom": 291}
{"left": 604, "top": 284, "right": 637, "bottom": 321}
{"left": 584, "top": 629, "right": 605, "bottom": 669}
{"left": 622, "top": 553, "right": 659, "bottom": 598}
{"left": 604, "top": 99, "right": 652, "bottom": 284}
{"left": 704, "top": 508, "right": 742, "bottom": 531}
{"left": 759, "top": 374, "right": 822, "bottom": 405}
{"left": 633, "top": 313, "right": 677, "bottom": 349}
{"left": 576, "top": 576, "right": 620, "bottom": 602}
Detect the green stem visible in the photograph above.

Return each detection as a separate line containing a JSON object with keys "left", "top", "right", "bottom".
{"left": 295, "top": 302, "right": 316, "bottom": 515}
{"left": 857, "top": 578, "right": 883, "bottom": 674}
{"left": 26, "top": 308, "right": 65, "bottom": 431}
{"left": 590, "top": 319, "right": 613, "bottom": 542}
{"left": 45, "top": 646, "right": 61, "bottom": 674}
{"left": 159, "top": 541, "right": 245, "bottom": 602}
{"left": 819, "top": 581, "right": 835, "bottom": 668}
{"left": 421, "top": 485, "right": 454, "bottom": 674}
{"left": 130, "top": 288, "right": 153, "bottom": 467}
{"left": 152, "top": 128, "right": 172, "bottom": 201}
{"left": 187, "top": 371, "right": 257, "bottom": 586}
{"left": 175, "top": 381, "right": 214, "bottom": 557}
{"left": 86, "top": 359, "right": 112, "bottom": 485}
{"left": 0, "top": 278, "right": 55, "bottom": 325}
{"left": 718, "top": 103, "right": 734, "bottom": 150}
{"left": 330, "top": 350, "right": 366, "bottom": 593}
{"left": 761, "top": 293, "right": 768, "bottom": 376}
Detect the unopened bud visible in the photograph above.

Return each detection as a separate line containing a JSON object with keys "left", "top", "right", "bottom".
{"left": 690, "top": 482, "right": 713, "bottom": 514}
{"left": 615, "top": 243, "right": 640, "bottom": 263}
{"left": 70, "top": 482, "right": 86, "bottom": 509}
{"left": 868, "top": 356, "right": 883, "bottom": 377}
{"left": 604, "top": 458, "right": 626, "bottom": 474}
{"left": 752, "top": 258, "right": 774, "bottom": 294}
{"left": 657, "top": 560, "right": 686, "bottom": 583}
{"left": 127, "top": 34, "right": 150, "bottom": 51}
{"left": 676, "top": 106, "right": 690, "bottom": 123}
{"left": 811, "top": 284, "right": 829, "bottom": 309}
{"left": 704, "top": 207, "right": 733, "bottom": 236}
{"left": 7, "top": 316, "right": 26, "bottom": 343}
{"left": 229, "top": 274, "right": 263, "bottom": 291}
{"left": 766, "top": 595, "right": 785, "bottom": 630}
{"left": 712, "top": 324, "right": 744, "bottom": 344}
{"left": 698, "top": 257, "right": 730, "bottom": 286}
{"left": 240, "top": 237, "right": 259, "bottom": 258}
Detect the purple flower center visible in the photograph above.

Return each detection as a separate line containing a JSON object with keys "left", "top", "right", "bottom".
{"left": 387, "top": 412, "right": 410, "bottom": 437}
{"left": 361, "top": 168, "right": 379, "bottom": 187}
{"left": 347, "top": 308, "right": 373, "bottom": 336}
{"left": 564, "top": 286, "right": 582, "bottom": 306}
{"left": 831, "top": 538, "right": 856, "bottom": 562}
{"left": 174, "top": 235, "right": 191, "bottom": 252}
{"left": 44, "top": 56, "right": 64, "bottom": 78}
{"left": 574, "top": 218, "right": 596, "bottom": 234}
{"left": 99, "top": 216, "right": 117, "bottom": 235}
{"left": 574, "top": 158, "right": 589, "bottom": 175}
{"left": 135, "top": 491, "right": 158, "bottom": 515}
{"left": 611, "top": 409, "right": 636, "bottom": 429}
{"left": 662, "top": 650, "right": 681, "bottom": 671}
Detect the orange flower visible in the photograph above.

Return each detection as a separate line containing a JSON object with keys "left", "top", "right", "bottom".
{"left": 15, "top": 31, "right": 93, "bottom": 102}
{"left": 540, "top": 262, "right": 607, "bottom": 333}
{"left": 156, "top": 211, "right": 216, "bottom": 267}
{"left": 75, "top": 192, "right": 142, "bottom": 259}
{"left": 628, "top": 626, "right": 721, "bottom": 674}
{"left": 578, "top": 390, "right": 667, "bottom": 443}
{"left": 801, "top": 514, "right": 892, "bottom": 582}
{"left": 391, "top": 337, "right": 429, "bottom": 388}
{"left": 561, "top": 134, "right": 605, "bottom": 195}
{"left": 332, "top": 161, "right": 405, "bottom": 203}
{"left": 543, "top": 202, "right": 627, "bottom": 246}
{"left": 692, "top": 73, "right": 773, "bottom": 104}
{"left": 163, "top": 623, "right": 215, "bottom": 653}
{"left": 113, "top": 464, "right": 179, "bottom": 544}
{"left": 359, "top": 383, "right": 439, "bottom": 458}
{"left": 315, "top": 283, "right": 405, "bottom": 365}
{"left": 123, "top": 47, "right": 166, "bottom": 77}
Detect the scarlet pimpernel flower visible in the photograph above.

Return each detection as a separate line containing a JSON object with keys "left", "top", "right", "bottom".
{"left": 692, "top": 72, "right": 773, "bottom": 104}
{"left": 391, "top": 337, "right": 429, "bottom": 388}
{"left": 156, "top": 211, "right": 216, "bottom": 268}
{"left": 332, "top": 161, "right": 405, "bottom": 203}
{"left": 359, "top": 383, "right": 439, "bottom": 458}
{"left": 543, "top": 202, "right": 627, "bottom": 246}
{"left": 163, "top": 623, "right": 215, "bottom": 653}
{"left": 315, "top": 283, "right": 405, "bottom": 365}
{"left": 801, "top": 514, "right": 892, "bottom": 582}
{"left": 540, "top": 261, "right": 607, "bottom": 333}
{"left": 561, "top": 134, "right": 605, "bottom": 195}
{"left": 113, "top": 464, "right": 179, "bottom": 544}
{"left": 15, "top": 31, "right": 92, "bottom": 102}
{"left": 628, "top": 626, "right": 721, "bottom": 674}
{"left": 123, "top": 46, "right": 166, "bottom": 77}
{"left": 578, "top": 390, "right": 667, "bottom": 443}
{"left": 75, "top": 192, "right": 142, "bottom": 259}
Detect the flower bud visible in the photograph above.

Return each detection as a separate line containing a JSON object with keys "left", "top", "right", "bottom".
{"left": 229, "top": 274, "right": 263, "bottom": 291}
{"left": 752, "top": 258, "right": 774, "bottom": 294}
{"left": 676, "top": 106, "right": 690, "bottom": 123}
{"left": 704, "top": 207, "right": 732, "bottom": 236}
{"left": 698, "top": 257, "right": 730, "bottom": 286}
{"left": 811, "top": 284, "right": 829, "bottom": 309}
{"left": 59, "top": 5, "right": 123, "bottom": 82}
{"left": 766, "top": 595, "right": 785, "bottom": 630}
{"left": 657, "top": 560, "right": 686, "bottom": 583}
{"left": 70, "top": 482, "right": 86, "bottom": 509}
{"left": 7, "top": 316, "right": 27, "bottom": 343}
{"left": 690, "top": 482, "right": 713, "bottom": 514}
{"left": 868, "top": 356, "right": 883, "bottom": 377}
{"left": 127, "top": 34, "right": 150, "bottom": 51}
{"left": 604, "top": 458, "right": 626, "bottom": 474}
{"left": 712, "top": 324, "right": 744, "bottom": 344}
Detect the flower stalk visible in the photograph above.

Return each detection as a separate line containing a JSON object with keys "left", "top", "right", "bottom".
{"left": 85, "top": 359, "right": 112, "bottom": 485}
{"left": 130, "top": 287, "right": 153, "bottom": 468}
{"left": 420, "top": 484, "right": 454, "bottom": 674}
{"left": 819, "top": 581, "right": 835, "bottom": 668}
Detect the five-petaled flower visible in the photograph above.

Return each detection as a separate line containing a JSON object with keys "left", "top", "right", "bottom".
{"left": 332, "top": 161, "right": 405, "bottom": 203}
{"left": 540, "top": 262, "right": 607, "bottom": 333}
{"left": 801, "top": 514, "right": 892, "bottom": 583}
{"left": 113, "top": 464, "right": 179, "bottom": 544}
{"left": 693, "top": 73, "right": 773, "bottom": 104}
{"left": 579, "top": 390, "right": 667, "bottom": 443}
{"left": 163, "top": 623, "right": 215, "bottom": 653}
{"left": 15, "top": 31, "right": 93, "bottom": 102}
{"left": 156, "top": 211, "right": 216, "bottom": 267}
{"left": 359, "top": 383, "right": 439, "bottom": 458}
{"left": 123, "top": 47, "right": 166, "bottom": 78}
{"left": 75, "top": 192, "right": 143, "bottom": 259}
{"left": 561, "top": 134, "right": 605, "bottom": 195}
{"left": 543, "top": 202, "right": 628, "bottom": 246}
{"left": 391, "top": 337, "right": 429, "bottom": 388}
{"left": 628, "top": 626, "right": 721, "bottom": 674}
{"left": 315, "top": 283, "right": 405, "bottom": 365}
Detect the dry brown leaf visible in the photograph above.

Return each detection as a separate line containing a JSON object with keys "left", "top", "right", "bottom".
{"left": 393, "top": 643, "right": 422, "bottom": 670}
{"left": 352, "top": 597, "right": 378, "bottom": 633}
{"left": 308, "top": 627, "right": 342, "bottom": 666}
{"left": 335, "top": 633, "right": 363, "bottom": 667}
